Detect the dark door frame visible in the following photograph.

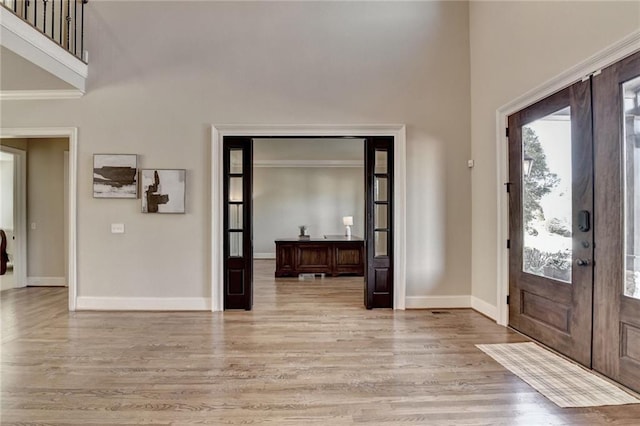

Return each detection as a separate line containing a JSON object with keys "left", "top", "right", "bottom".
{"left": 211, "top": 125, "right": 407, "bottom": 312}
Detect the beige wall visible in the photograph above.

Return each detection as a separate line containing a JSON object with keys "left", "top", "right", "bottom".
{"left": 469, "top": 1, "right": 640, "bottom": 307}
{"left": 26, "top": 138, "right": 68, "bottom": 278}
{"left": 0, "top": 1, "right": 472, "bottom": 301}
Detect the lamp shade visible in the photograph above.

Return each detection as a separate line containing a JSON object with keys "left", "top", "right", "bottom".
{"left": 343, "top": 216, "right": 353, "bottom": 226}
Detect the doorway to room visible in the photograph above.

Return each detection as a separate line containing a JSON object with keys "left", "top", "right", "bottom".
{"left": 221, "top": 135, "right": 394, "bottom": 311}
{"left": 0, "top": 128, "right": 78, "bottom": 311}
{"left": 507, "top": 51, "right": 640, "bottom": 393}
{"left": 250, "top": 138, "right": 366, "bottom": 309}
{"left": 0, "top": 137, "right": 70, "bottom": 293}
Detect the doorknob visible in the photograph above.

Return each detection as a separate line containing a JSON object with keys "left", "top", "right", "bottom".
{"left": 576, "top": 259, "right": 591, "bottom": 266}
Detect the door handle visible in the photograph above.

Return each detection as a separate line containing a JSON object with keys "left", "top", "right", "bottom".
{"left": 576, "top": 259, "right": 591, "bottom": 266}
{"left": 578, "top": 210, "right": 591, "bottom": 232}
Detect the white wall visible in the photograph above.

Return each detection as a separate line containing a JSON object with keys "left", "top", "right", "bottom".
{"left": 0, "top": 153, "right": 14, "bottom": 230}
{"left": 253, "top": 167, "right": 364, "bottom": 255}
{"left": 0, "top": 1, "right": 472, "bottom": 303}
{"left": 252, "top": 138, "right": 365, "bottom": 256}
{"left": 469, "top": 1, "right": 640, "bottom": 308}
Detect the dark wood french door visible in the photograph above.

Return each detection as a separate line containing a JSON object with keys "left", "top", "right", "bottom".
{"left": 592, "top": 51, "right": 640, "bottom": 392}
{"left": 508, "top": 80, "right": 594, "bottom": 367}
{"left": 223, "top": 137, "right": 253, "bottom": 310}
{"left": 509, "top": 50, "right": 640, "bottom": 392}
{"left": 365, "top": 137, "right": 394, "bottom": 309}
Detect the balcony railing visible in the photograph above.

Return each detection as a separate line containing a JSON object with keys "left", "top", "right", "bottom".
{"left": 1, "top": 0, "right": 88, "bottom": 62}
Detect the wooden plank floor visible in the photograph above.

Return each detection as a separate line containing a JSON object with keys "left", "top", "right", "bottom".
{"left": 1, "top": 260, "right": 639, "bottom": 425}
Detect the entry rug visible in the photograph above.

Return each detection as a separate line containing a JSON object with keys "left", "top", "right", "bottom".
{"left": 476, "top": 342, "right": 640, "bottom": 407}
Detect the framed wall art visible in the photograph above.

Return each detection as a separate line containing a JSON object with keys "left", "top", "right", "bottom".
{"left": 93, "top": 154, "right": 138, "bottom": 198}
{"left": 141, "top": 169, "right": 186, "bottom": 214}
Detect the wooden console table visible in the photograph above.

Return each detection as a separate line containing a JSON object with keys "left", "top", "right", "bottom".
{"left": 275, "top": 236, "right": 365, "bottom": 277}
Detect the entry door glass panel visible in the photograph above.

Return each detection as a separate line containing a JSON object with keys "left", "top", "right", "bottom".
{"left": 623, "top": 76, "right": 640, "bottom": 299}
{"left": 522, "top": 106, "right": 573, "bottom": 283}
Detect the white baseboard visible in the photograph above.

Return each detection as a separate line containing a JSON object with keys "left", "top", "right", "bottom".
{"left": 76, "top": 297, "right": 212, "bottom": 311}
{"left": 1, "top": 278, "right": 16, "bottom": 292}
{"left": 27, "top": 276, "right": 67, "bottom": 286}
{"left": 254, "top": 253, "right": 276, "bottom": 259}
{"left": 471, "top": 296, "right": 498, "bottom": 321}
{"left": 405, "top": 295, "right": 471, "bottom": 309}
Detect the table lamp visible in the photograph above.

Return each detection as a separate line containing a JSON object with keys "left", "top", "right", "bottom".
{"left": 343, "top": 216, "right": 353, "bottom": 238}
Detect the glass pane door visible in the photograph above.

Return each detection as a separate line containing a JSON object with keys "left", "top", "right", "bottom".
{"left": 223, "top": 139, "right": 252, "bottom": 310}
{"left": 522, "top": 107, "right": 573, "bottom": 283}
{"left": 623, "top": 76, "right": 640, "bottom": 299}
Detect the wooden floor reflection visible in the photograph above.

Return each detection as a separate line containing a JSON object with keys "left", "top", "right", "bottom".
{"left": 1, "top": 260, "right": 638, "bottom": 424}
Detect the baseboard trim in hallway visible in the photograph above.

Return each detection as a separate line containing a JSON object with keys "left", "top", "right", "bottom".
{"left": 76, "top": 297, "right": 212, "bottom": 311}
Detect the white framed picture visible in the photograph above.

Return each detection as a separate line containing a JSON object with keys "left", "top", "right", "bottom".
{"left": 141, "top": 169, "right": 186, "bottom": 214}
{"left": 93, "top": 154, "right": 138, "bottom": 198}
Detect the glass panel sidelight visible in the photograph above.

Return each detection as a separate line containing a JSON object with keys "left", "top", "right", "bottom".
{"left": 623, "top": 76, "right": 640, "bottom": 299}
{"left": 375, "top": 231, "right": 388, "bottom": 257}
{"left": 375, "top": 204, "right": 388, "bottom": 229}
{"left": 229, "top": 231, "right": 243, "bottom": 257}
{"left": 375, "top": 177, "right": 388, "bottom": 202}
{"left": 522, "top": 106, "right": 573, "bottom": 283}
{"left": 229, "top": 177, "right": 243, "bottom": 202}
{"left": 375, "top": 150, "right": 388, "bottom": 174}
{"left": 229, "top": 204, "right": 243, "bottom": 230}
{"left": 230, "top": 149, "right": 243, "bottom": 174}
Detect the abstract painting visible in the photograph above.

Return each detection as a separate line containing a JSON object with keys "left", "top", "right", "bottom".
{"left": 141, "top": 169, "right": 186, "bottom": 214}
{"left": 93, "top": 154, "right": 138, "bottom": 198}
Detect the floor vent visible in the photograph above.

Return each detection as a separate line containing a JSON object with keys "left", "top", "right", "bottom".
{"left": 299, "top": 273, "right": 326, "bottom": 280}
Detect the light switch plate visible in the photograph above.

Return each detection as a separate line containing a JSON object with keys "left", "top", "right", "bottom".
{"left": 111, "top": 223, "right": 125, "bottom": 234}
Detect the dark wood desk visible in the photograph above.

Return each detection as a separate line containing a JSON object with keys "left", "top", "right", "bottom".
{"left": 275, "top": 236, "right": 365, "bottom": 277}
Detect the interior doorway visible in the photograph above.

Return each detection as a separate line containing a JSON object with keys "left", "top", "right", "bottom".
{"left": 251, "top": 138, "right": 366, "bottom": 308}
{"left": 507, "top": 51, "right": 640, "bottom": 392}
{"left": 221, "top": 136, "right": 394, "bottom": 311}
{"left": 0, "top": 138, "right": 70, "bottom": 291}
{"left": 0, "top": 128, "right": 78, "bottom": 311}
{"left": 211, "top": 125, "right": 407, "bottom": 312}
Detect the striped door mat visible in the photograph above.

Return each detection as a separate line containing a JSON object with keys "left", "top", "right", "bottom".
{"left": 476, "top": 342, "right": 640, "bottom": 407}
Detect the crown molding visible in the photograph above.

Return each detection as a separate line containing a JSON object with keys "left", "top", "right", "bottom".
{"left": 252, "top": 159, "right": 364, "bottom": 168}
{"left": 0, "top": 90, "right": 84, "bottom": 100}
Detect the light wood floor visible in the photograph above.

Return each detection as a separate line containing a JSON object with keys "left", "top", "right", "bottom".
{"left": 2, "top": 260, "right": 639, "bottom": 425}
